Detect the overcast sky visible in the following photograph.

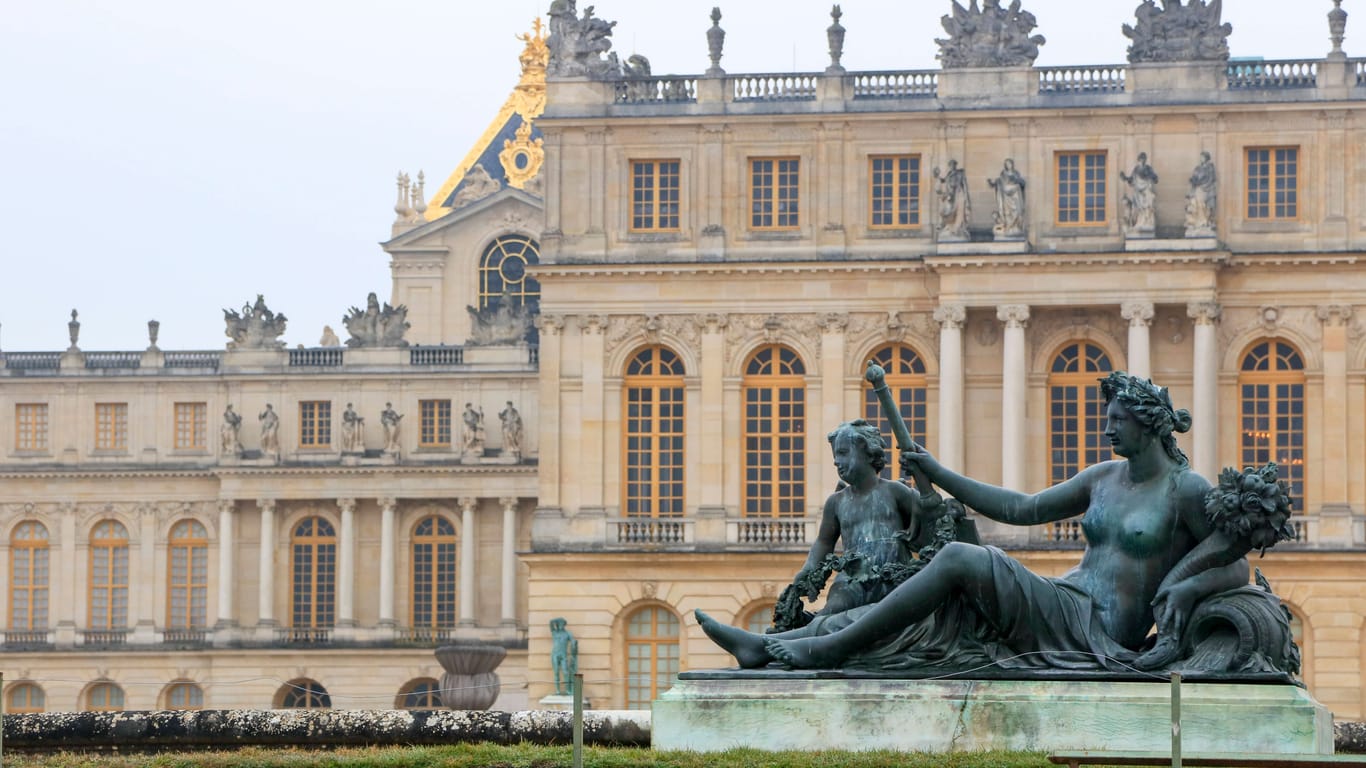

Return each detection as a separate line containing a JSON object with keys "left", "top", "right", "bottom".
{"left": 0, "top": 0, "right": 1340, "bottom": 350}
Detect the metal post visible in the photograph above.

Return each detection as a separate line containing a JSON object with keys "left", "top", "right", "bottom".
{"left": 572, "top": 672, "right": 584, "bottom": 768}
{"left": 1171, "top": 671, "right": 1181, "bottom": 768}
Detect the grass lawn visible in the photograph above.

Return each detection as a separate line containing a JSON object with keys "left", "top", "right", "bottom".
{"left": 2, "top": 744, "right": 1057, "bottom": 767}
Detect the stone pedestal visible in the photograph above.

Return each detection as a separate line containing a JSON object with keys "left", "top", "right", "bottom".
{"left": 653, "top": 675, "right": 1332, "bottom": 754}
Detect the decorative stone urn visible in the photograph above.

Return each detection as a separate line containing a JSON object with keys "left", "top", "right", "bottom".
{"left": 435, "top": 642, "right": 507, "bottom": 710}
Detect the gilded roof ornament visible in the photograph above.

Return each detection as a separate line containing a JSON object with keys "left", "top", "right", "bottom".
{"left": 499, "top": 121, "right": 546, "bottom": 191}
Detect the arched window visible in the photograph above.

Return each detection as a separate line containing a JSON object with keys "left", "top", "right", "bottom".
{"left": 739, "top": 602, "right": 777, "bottom": 635}
{"left": 479, "top": 235, "right": 541, "bottom": 311}
{"left": 278, "top": 678, "right": 331, "bottom": 709}
{"left": 625, "top": 606, "right": 680, "bottom": 709}
{"left": 624, "top": 346, "right": 686, "bottom": 518}
{"left": 395, "top": 677, "right": 442, "bottom": 709}
{"left": 411, "top": 515, "right": 457, "bottom": 630}
{"left": 743, "top": 345, "right": 807, "bottom": 517}
{"left": 9, "top": 521, "right": 49, "bottom": 631}
{"left": 863, "top": 344, "right": 928, "bottom": 479}
{"left": 1240, "top": 341, "right": 1306, "bottom": 509}
{"left": 1047, "top": 342, "right": 1114, "bottom": 485}
{"left": 89, "top": 520, "right": 129, "bottom": 630}
{"left": 291, "top": 517, "right": 336, "bottom": 630}
{"left": 163, "top": 681, "right": 205, "bottom": 710}
{"left": 168, "top": 519, "right": 208, "bottom": 629}
{"left": 85, "top": 682, "right": 125, "bottom": 712}
{"left": 6, "top": 682, "right": 45, "bottom": 714}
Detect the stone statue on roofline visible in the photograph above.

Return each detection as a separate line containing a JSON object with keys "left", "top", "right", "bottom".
{"left": 698, "top": 369, "right": 1300, "bottom": 682}
{"left": 223, "top": 295, "right": 287, "bottom": 350}
{"left": 1185, "top": 151, "right": 1218, "bottom": 237}
{"left": 1124, "top": 0, "right": 1232, "bottom": 63}
{"left": 466, "top": 287, "right": 535, "bottom": 346}
{"left": 936, "top": 0, "right": 1046, "bottom": 69}
{"left": 546, "top": 0, "right": 623, "bottom": 79}
{"left": 342, "top": 292, "right": 410, "bottom": 348}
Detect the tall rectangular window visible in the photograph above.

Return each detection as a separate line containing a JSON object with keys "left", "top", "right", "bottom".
{"left": 174, "top": 402, "right": 208, "bottom": 450}
{"left": 1246, "top": 147, "right": 1299, "bottom": 220}
{"left": 15, "top": 404, "right": 48, "bottom": 451}
{"left": 1056, "top": 151, "right": 1108, "bottom": 225}
{"left": 419, "top": 399, "right": 452, "bottom": 447}
{"left": 299, "top": 401, "right": 332, "bottom": 448}
{"left": 869, "top": 154, "right": 922, "bottom": 228}
{"left": 630, "top": 160, "right": 681, "bottom": 231}
{"left": 750, "top": 157, "right": 800, "bottom": 229}
{"left": 95, "top": 403, "right": 128, "bottom": 451}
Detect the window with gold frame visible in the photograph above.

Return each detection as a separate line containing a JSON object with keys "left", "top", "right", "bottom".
{"left": 1239, "top": 340, "right": 1306, "bottom": 509}
{"left": 862, "top": 343, "right": 928, "bottom": 479}
{"left": 395, "top": 677, "right": 443, "bottom": 709}
{"left": 743, "top": 344, "right": 806, "bottom": 517}
{"left": 478, "top": 235, "right": 541, "bottom": 312}
{"left": 419, "top": 399, "right": 452, "bottom": 448}
{"left": 410, "top": 515, "right": 457, "bottom": 630}
{"left": 163, "top": 681, "right": 204, "bottom": 710}
{"left": 88, "top": 520, "right": 129, "bottom": 630}
{"left": 630, "top": 159, "right": 681, "bottom": 231}
{"left": 85, "top": 682, "right": 125, "bottom": 712}
{"left": 299, "top": 400, "right": 332, "bottom": 448}
{"left": 1047, "top": 342, "right": 1114, "bottom": 485}
{"left": 1245, "top": 147, "right": 1299, "bottom": 220}
{"left": 868, "top": 154, "right": 922, "bottom": 229}
{"left": 174, "top": 402, "right": 208, "bottom": 451}
{"left": 6, "top": 682, "right": 45, "bottom": 714}
{"left": 623, "top": 346, "right": 686, "bottom": 518}
{"left": 625, "top": 605, "right": 679, "bottom": 709}
{"left": 9, "top": 521, "right": 49, "bottom": 631}
{"left": 290, "top": 517, "right": 336, "bottom": 630}
{"left": 94, "top": 402, "right": 129, "bottom": 451}
{"left": 278, "top": 678, "right": 331, "bottom": 709}
{"left": 15, "top": 403, "right": 48, "bottom": 452}
{"left": 750, "top": 157, "right": 800, "bottom": 229}
{"left": 167, "top": 519, "right": 208, "bottom": 629}
{"left": 1055, "top": 151, "right": 1108, "bottom": 225}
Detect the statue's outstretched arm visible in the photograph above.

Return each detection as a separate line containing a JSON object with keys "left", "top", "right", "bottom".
{"left": 902, "top": 449, "right": 1093, "bottom": 526}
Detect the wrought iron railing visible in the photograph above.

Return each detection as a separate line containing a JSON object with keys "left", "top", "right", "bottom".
{"left": 850, "top": 70, "right": 938, "bottom": 99}
{"left": 1228, "top": 59, "right": 1318, "bottom": 89}
{"left": 1037, "top": 65, "right": 1126, "bottom": 94}
{"left": 732, "top": 73, "right": 819, "bottom": 102}
{"left": 288, "top": 348, "right": 344, "bottom": 367}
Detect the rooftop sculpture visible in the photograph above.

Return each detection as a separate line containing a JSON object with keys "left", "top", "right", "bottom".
{"left": 466, "top": 288, "right": 535, "bottom": 346}
{"left": 343, "top": 292, "right": 410, "bottom": 348}
{"left": 224, "top": 295, "right": 287, "bottom": 350}
{"left": 546, "top": 0, "right": 621, "bottom": 78}
{"left": 936, "top": 0, "right": 1046, "bottom": 69}
{"left": 1124, "top": 0, "right": 1233, "bottom": 63}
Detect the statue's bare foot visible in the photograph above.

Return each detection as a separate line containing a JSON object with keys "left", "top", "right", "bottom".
{"left": 695, "top": 610, "right": 771, "bottom": 669}
{"left": 764, "top": 636, "right": 841, "bottom": 669}
{"left": 1134, "top": 633, "right": 1182, "bottom": 671}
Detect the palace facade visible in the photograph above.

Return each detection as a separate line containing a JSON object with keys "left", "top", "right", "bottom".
{"left": 4, "top": 1, "right": 1366, "bottom": 720}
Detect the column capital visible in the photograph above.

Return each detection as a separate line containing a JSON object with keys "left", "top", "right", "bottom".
{"left": 499, "top": 496, "right": 519, "bottom": 511}
{"left": 378, "top": 497, "right": 398, "bottom": 513}
{"left": 458, "top": 497, "right": 478, "bottom": 513}
{"left": 1121, "top": 300, "right": 1155, "bottom": 327}
{"left": 336, "top": 497, "right": 357, "bottom": 514}
{"left": 255, "top": 498, "right": 276, "bottom": 513}
{"left": 1186, "top": 302, "right": 1222, "bottom": 325}
{"left": 819, "top": 312, "right": 849, "bottom": 334}
{"left": 996, "top": 304, "right": 1030, "bottom": 328}
{"left": 1316, "top": 304, "right": 1355, "bottom": 327}
{"left": 933, "top": 303, "right": 967, "bottom": 330}
{"left": 536, "top": 314, "right": 565, "bottom": 336}
{"left": 217, "top": 499, "right": 236, "bottom": 515}
{"left": 697, "top": 312, "right": 729, "bottom": 334}
{"left": 581, "top": 314, "right": 607, "bottom": 335}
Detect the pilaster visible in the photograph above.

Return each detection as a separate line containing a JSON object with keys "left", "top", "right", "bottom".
{"left": 379, "top": 497, "right": 397, "bottom": 628}
{"left": 934, "top": 304, "right": 967, "bottom": 474}
{"left": 336, "top": 497, "right": 357, "bottom": 632}
{"left": 1187, "top": 302, "right": 1221, "bottom": 481}
{"left": 459, "top": 497, "right": 477, "bottom": 627}
{"left": 1121, "top": 300, "right": 1155, "bottom": 380}
{"left": 997, "top": 305, "right": 1030, "bottom": 492}
{"left": 255, "top": 498, "right": 277, "bottom": 639}
{"left": 500, "top": 497, "right": 519, "bottom": 632}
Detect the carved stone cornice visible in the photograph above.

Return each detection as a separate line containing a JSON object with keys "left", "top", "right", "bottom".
{"left": 604, "top": 314, "right": 701, "bottom": 357}
{"left": 1187, "top": 302, "right": 1222, "bottom": 325}
{"left": 1121, "top": 301, "right": 1156, "bottom": 327}
{"left": 1316, "top": 305, "right": 1354, "bottom": 327}
{"left": 934, "top": 303, "right": 968, "bottom": 330}
{"left": 997, "top": 304, "right": 1031, "bottom": 328}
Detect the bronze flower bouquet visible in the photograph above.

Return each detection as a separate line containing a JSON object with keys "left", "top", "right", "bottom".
{"left": 1205, "top": 462, "right": 1296, "bottom": 556}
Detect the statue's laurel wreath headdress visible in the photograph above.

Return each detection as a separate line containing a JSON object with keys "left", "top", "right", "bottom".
{"left": 1098, "top": 371, "right": 1192, "bottom": 438}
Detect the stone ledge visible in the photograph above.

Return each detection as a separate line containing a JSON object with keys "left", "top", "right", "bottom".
{"left": 0, "top": 709, "right": 649, "bottom": 752}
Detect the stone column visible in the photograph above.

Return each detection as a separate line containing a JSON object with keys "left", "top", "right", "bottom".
{"left": 997, "top": 305, "right": 1030, "bottom": 491}
{"left": 459, "top": 497, "right": 477, "bottom": 626}
{"left": 336, "top": 497, "right": 356, "bottom": 628}
{"left": 256, "top": 498, "right": 276, "bottom": 628}
{"left": 55, "top": 503, "right": 77, "bottom": 647}
{"left": 1317, "top": 305, "right": 1354, "bottom": 514}
{"left": 378, "top": 497, "right": 397, "bottom": 628}
{"left": 1187, "top": 302, "right": 1221, "bottom": 480}
{"left": 1121, "top": 300, "right": 1155, "bottom": 380}
{"left": 934, "top": 303, "right": 967, "bottom": 473}
{"left": 215, "top": 499, "right": 236, "bottom": 628}
{"left": 500, "top": 497, "right": 518, "bottom": 628}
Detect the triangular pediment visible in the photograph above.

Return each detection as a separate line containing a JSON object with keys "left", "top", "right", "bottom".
{"left": 383, "top": 187, "right": 543, "bottom": 250}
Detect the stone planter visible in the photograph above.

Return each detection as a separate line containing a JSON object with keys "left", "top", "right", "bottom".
{"left": 435, "top": 643, "right": 507, "bottom": 710}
